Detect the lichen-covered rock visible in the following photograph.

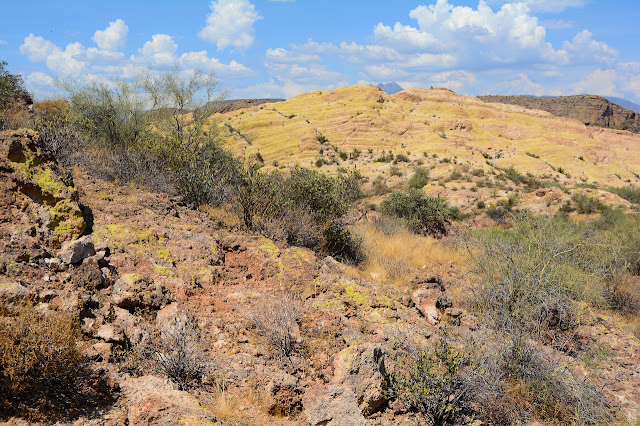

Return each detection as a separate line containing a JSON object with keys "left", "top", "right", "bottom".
{"left": 0, "top": 129, "right": 85, "bottom": 251}
{"left": 332, "top": 343, "right": 388, "bottom": 414}
{"left": 112, "top": 274, "right": 171, "bottom": 311}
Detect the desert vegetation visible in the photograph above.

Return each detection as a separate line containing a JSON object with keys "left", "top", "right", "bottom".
{"left": 2, "top": 63, "right": 640, "bottom": 424}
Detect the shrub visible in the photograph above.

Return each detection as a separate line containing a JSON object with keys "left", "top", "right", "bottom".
{"left": 572, "top": 192, "right": 603, "bottom": 214}
{"left": 389, "top": 335, "right": 472, "bottom": 426}
{"left": 380, "top": 189, "right": 458, "bottom": 236}
{"left": 250, "top": 296, "right": 302, "bottom": 358}
{"left": 140, "top": 312, "right": 204, "bottom": 391}
{"left": 408, "top": 167, "right": 430, "bottom": 189}
{"left": 0, "top": 306, "right": 113, "bottom": 421}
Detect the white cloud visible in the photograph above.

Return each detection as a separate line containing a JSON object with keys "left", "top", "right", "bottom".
{"left": 571, "top": 69, "right": 620, "bottom": 96}
{"left": 134, "top": 34, "right": 178, "bottom": 67}
{"left": 373, "top": 23, "right": 442, "bottom": 53}
{"left": 0, "top": 40, "right": 7, "bottom": 46}
{"left": 490, "top": 72, "right": 562, "bottom": 96}
{"left": 562, "top": 30, "right": 617, "bottom": 65}
{"left": 429, "top": 70, "right": 476, "bottom": 91}
{"left": 92, "top": 19, "right": 128, "bottom": 51}
{"left": 25, "top": 71, "right": 55, "bottom": 87}
{"left": 199, "top": 0, "right": 262, "bottom": 51}
{"left": 487, "top": 0, "right": 589, "bottom": 13}
{"left": 20, "top": 20, "right": 253, "bottom": 97}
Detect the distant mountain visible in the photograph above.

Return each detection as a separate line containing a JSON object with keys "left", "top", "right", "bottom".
{"left": 377, "top": 82, "right": 403, "bottom": 94}
{"left": 479, "top": 94, "right": 639, "bottom": 133}
{"left": 207, "top": 98, "right": 285, "bottom": 114}
{"left": 605, "top": 96, "right": 640, "bottom": 114}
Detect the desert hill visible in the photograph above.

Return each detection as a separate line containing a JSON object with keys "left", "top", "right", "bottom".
{"left": 479, "top": 94, "right": 640, "bottom": 133}
{"left": 213, "top": 85, "right": 640, "bottom": 214}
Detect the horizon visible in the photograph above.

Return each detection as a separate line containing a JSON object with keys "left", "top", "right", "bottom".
{"left": 1, "top": 0, "right": 639, "bottom": 103}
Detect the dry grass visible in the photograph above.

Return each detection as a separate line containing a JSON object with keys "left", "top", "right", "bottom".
{"left": 200, "top": 204, "right": 243, "bottom": 228}
{"left": 354, "top": 220, "right": 461, "bottom": 286}
{"left": 200, "top": 385, "right": 243, "bottom": 423}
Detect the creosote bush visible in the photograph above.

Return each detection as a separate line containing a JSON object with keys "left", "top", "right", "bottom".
{"left": 380, "top": 189, "right": 459, "bottom": 236}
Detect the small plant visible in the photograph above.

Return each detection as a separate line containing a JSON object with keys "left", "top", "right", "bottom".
{"left": 140, "top": 312, "right": 204, "bottom": 391}
{"left": 526, "top": 152, "right": 540, "bottom": 159}
{"left": 315, "top": 158, "right": 324, "bottom": 168}
{"left": 389, "top": 335, "right": 471, "bottom": 426}
{"left": 250, "top": 296, "right": 302, "bottom": 358}
{"left": 317, "top": 133, "right": 328, "bottom": 143}
{"left": 407, "top": 167, "right": 430, "bottom": 189}
{"left": 389, "top": 164, "right": 403, "bottom": 177}
{"left": 339, "top": 151, "right": 348, "bottom": 161}
{"left": 439, "top": 129, "right": 447, "bottom": 139}
{"left": 380, "top": 189, "right": 459, "bottom": 236}
{"left": 572, "top": 192, "right": 603, "bottom": 214}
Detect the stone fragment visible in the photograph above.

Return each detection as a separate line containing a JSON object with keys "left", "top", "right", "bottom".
{"left": 303, "top": 385, "right": 366, "bottom": 426}
{"left": 57, "top": 235, "right": 95, "bottom": 265}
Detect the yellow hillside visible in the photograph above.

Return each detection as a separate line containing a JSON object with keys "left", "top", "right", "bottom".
{"left": 211, "top": 85, "right": 640, "bottom": 212}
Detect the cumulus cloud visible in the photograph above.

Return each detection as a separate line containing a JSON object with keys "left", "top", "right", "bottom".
{"left": 571, "top": 69, "right": 620, "bottom": 96}
{"left": 20, "top": 19, "right": 253, "bottom": 98}
{"left": 0, "top": 40, "right": 7, "bottom": 46}
{"left": 92, "top": 19, "right": 128, "bottom": 51}
{"left": 199, "top": 0, "right": 262, "bottom": 51}
{"left": 562, "top": 30, "right": 618, "bottom": 65}
{"left": 487, "top": 0, "right": 589, "bottom": 13}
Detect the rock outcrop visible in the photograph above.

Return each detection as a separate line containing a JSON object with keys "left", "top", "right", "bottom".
{"left": 479, "top": 94, "right": 640, "bottom": 133}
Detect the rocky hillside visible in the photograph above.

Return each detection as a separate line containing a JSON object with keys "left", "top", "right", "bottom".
{"left": 212, "top": 85, "right": 640, "bottom": 215}
{"left": 1, "top": 122, "right": 640, "bottom": 424}
{"left": 479, "top": 94, "right": 640, "bottom": 133}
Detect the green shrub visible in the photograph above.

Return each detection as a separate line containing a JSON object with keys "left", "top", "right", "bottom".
{"left": 389, "top": 336, "right": 471, "bottom": 426}
{"left": 380, "top": 189, "right": 458, "bottom": 236}
{"left": 407, "top": 167, "right": 430, "bottom": 189}
{"left": 572, "top": 192, "right": 603, "bottom": 214}
{"left": 604, "top": 185, "right": 640, "bottom": 204}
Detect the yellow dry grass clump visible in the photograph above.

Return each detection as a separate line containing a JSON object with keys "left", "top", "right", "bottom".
{"left": 354, "top": 221, "right": 461, "bottom": 286}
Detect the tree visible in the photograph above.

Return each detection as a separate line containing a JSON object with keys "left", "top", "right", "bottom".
{"left": 0, "top": 61, "right": 28, "bottom": 109}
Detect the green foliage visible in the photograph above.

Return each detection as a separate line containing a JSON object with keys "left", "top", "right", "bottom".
{"left": 380, "top": 189, "right": 458, "bottom": 236}
{"left": 0, "top": 61, "right": 28, "bottom": 109}
{"left": 390, "top": 336, "right": 470, "bottom": 425}
{"left": 470, "top": 213, "right": 640, "bottom": 334}
{"left": 407, "top": 167, "right": 430, "bottom": 189}
{"left": 571, "top": 192, "right": 603, "bottom": 214}
{"left": 604, "top": 185, "right": 640, "bottom": 204}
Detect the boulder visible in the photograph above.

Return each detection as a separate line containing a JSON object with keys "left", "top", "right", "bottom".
{"left": 303, "top": 385, "right": 366, "bottom": 426}
{"left": 264, "top": 371, "right": 303, "bottom": 415}
{"left": 57, "top": 235, "right": 95, "bottom": 265}
{"left": 96, "top": 323, "right": 125, "bottom": 344}
{"left": 332, "top": 343, "right": 387, "bottom": 414}
{"left": 0, "top": 281, "right": 29, "bottom": 309}
{"left": 121, "top": 375, "right": 215, "bottom": 425}
{"left": 412, "top": 287, "right": 441, "bottom": 325}
{"left": 112, "top": 274, "right": 171, "bottom": 311}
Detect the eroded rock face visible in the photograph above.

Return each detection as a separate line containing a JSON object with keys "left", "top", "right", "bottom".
{"left": 0, "top": 129, "right": 85, "bottom": 255}
{"left": 479, "top": 95, "right": 640, "bottom": 133}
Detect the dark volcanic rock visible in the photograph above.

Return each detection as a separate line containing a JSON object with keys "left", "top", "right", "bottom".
{"left": 479, "top": 94, "right": 640, "bottom": 133}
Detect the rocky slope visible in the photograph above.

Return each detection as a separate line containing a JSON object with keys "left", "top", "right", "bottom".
{"left": 479, "top": 94, "right": 640, "bottom": 133}
{"left": 1, "top": 128, "right": 640, "bottom": 425}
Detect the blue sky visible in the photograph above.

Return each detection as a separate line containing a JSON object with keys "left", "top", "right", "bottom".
{"left": 1, "top": 0, "right": 639, "bottom": 102}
